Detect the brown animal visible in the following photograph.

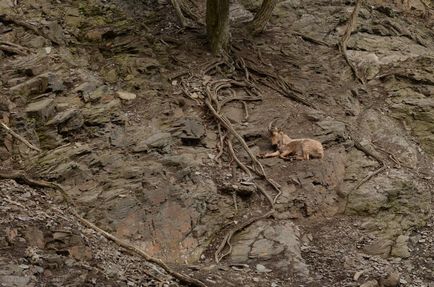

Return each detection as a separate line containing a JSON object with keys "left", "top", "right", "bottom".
{"left": 259, "top": 122, "right": 324, "bottom": 160}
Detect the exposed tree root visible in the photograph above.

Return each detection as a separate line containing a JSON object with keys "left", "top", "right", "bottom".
{"left": 343, "top": 164, "right": 387, "bottom": 213}
{"left": 0, "top": 171, "right": 208, "bottom": 287}
{"left": 214, "top": 209, "right": 274, "bottom": 263}
{"left": 0, "top": 122, "right": 41, "bottom": 152}
{"left": 202, "top": 77, "right": 283, "bottom": 262}
{"left": 354, "top": 140, "right": 384, "bottom": 165}
{"left": 71, "top": 210, "right": 207, "bottom": 287}
{"left": 339, "top": 0, "right": 365, "bottom": 85}
{"left": 351, "top": 165, "right": 387, "bottom": 192}
{"left": 233, "top": 53, "right": 315, "bottom": 108}
{"left": 291, "top": 31, "right": 331, "bottom": 47}
{"left": 227, "top": 138, "right": 252, "bottom": 179}
{"left": 343, "top": 139, "right": 388, "bottom": 213}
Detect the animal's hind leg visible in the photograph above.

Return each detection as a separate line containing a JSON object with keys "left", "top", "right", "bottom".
{"left": 298, "top": 149, "right": 309, "bottom": 160}
{"left": 279, "top": 150, "right": 292, "bottom": 159}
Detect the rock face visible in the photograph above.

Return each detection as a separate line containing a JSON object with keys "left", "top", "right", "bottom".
{"left": 231, "top": 220, "right": 308, "bottom": 276}
{"left": 1, "top": 0, "right": 434, "bottom": 286}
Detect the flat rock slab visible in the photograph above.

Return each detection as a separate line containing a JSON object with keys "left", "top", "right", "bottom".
{"left": 230, "top": 220, "right": 308, "bottom": 276}
{"left": 25, "top": 98, "right": 54, "bottom": 120}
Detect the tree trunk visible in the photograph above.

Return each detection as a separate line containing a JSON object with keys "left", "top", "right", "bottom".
{"left": 250, "top": 0, "right": 278, "bottom": 35}
{"left": 206, "top": 0, "right": 230, "bottom": 55}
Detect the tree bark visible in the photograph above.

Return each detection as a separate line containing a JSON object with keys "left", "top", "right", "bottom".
{"left": 250, "top": 0, "right": 278, "bottom": 35}
{"left": 206, "top": 0, "right": 230, "bottom": 55}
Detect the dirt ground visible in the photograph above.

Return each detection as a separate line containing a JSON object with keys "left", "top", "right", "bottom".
{"left": 0, "top": 0, "right": 433, "bottom": 286}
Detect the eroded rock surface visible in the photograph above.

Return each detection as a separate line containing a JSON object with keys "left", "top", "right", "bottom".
{"left": 0, "top": 0, "right": 433, "bottom": 286}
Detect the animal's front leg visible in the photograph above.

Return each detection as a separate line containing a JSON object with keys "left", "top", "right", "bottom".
{"left": 279, "top": 150, "right": 292, "bottom": 159}
{"left": 258, "top": 150, "right": 281, "bottom": 158}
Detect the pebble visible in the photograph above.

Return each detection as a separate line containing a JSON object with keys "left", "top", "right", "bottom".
{"left": 116, "top": 91, "right": 137, "bottom": 100}
{"left": 256, "top": 264, "right": 272, "bottom": 273}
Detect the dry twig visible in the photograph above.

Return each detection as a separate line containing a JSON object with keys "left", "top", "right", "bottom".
{"left": 214, "top": 209, "right": 274, "bottom": 263}
{"left": 0, "top": 41, "right": 30, "bottom": 55}
{"left": 0, "top": 122, "right": 41, "bottom": 152}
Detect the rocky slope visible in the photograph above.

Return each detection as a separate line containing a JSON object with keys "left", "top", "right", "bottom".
{"left": 0, "top": 0, "right": 433, "bottom": 286}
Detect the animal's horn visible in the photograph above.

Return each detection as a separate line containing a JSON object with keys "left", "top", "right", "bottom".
{"left": 268, "top": 118, "right": 278, "bottom": 133}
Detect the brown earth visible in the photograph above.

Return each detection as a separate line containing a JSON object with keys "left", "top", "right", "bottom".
{"left": 0, "top": 0, "right": 433, "bottom": 286}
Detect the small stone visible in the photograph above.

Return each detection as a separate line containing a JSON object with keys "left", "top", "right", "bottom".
{"left": 46, "top": 109, "right": 78, "bottom": 126}
{"left": 354, "top": 270, "right": 365, "bottom": 281}
{"left": 253, "top": 277, "right": 259, "bottom": 282}
{"left": 390, "top": 235, "right": 410, "bottom": 258}
{"left": 116, "top": 91, "right": 137, "bottom": 101}
{"left": 380, "top": 269, "right": 400, "bottom": 287}
{"left": 256, "top": 264, "right": 272, "bottom": 273}
{"left": 363, "top": 238, "right": 393, "bottom": 257}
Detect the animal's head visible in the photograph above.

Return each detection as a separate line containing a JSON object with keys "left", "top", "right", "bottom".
{"left": 268, "top": 119, "right": 283, "bottom": 146}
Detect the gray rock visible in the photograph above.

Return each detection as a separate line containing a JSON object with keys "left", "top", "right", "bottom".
{"left": 172, "top": 117, "right": 206, "bottom": 145}
{"left": 380, "top": 269, "right": 400, "bottom": 287}
{"left": 82, "top": 99, "right": 124, "bottom": 125}
{"left": 255, "top": 264, "right": 272, "bottom": 273}
{"left": 0, "top": 275, "right": 32, "bottom": 287}
{"left": 133, "top": 132, "right": 172, "bottom": 153}
{"left": 391, "top": 235, "right": 410, "bottom": 258}
{"left": 89, "top": 85, "right": 109, "bottom": 102}
{"left": 110, "top": 126, "right": 127, "bottom": 148}
{"left": 47, "top": 73, "right": 64, "bottom": 92}
{"left": 249, "top": 238, "right": 284, "bottom": 259}
{"left": 363, "top": 238, "right": 393, "bottom": 257}
{"left": 42, "top": 21, "right": 65, "bottom": 45}
{"left": 28, "top": 36, "right": 50, "bottom": 48}
{"left": 231, "top": 220, "right": 306, "bottom": 275}
{"left": 116, "top": 91, "right": 137, "bottom": 101}
{"left": 73, "top": 81, "right": 99, "bottom": 95}
{"left": 317, "top": 118, "right": 347, "bottom": 139}
{"left": 162, "top": 153, "right": 202, "bottom": 168}
{"left": 59, "top": 113, "right": 84, "bottom": 133}
{"left": 25, "top": 98, "right": 54, "bottom": 120}
{"left": 10, "top": 74, "right": 49, "bottom": 97}
{"left": 46, "top": 108, "right": 78, "bottom": 126}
